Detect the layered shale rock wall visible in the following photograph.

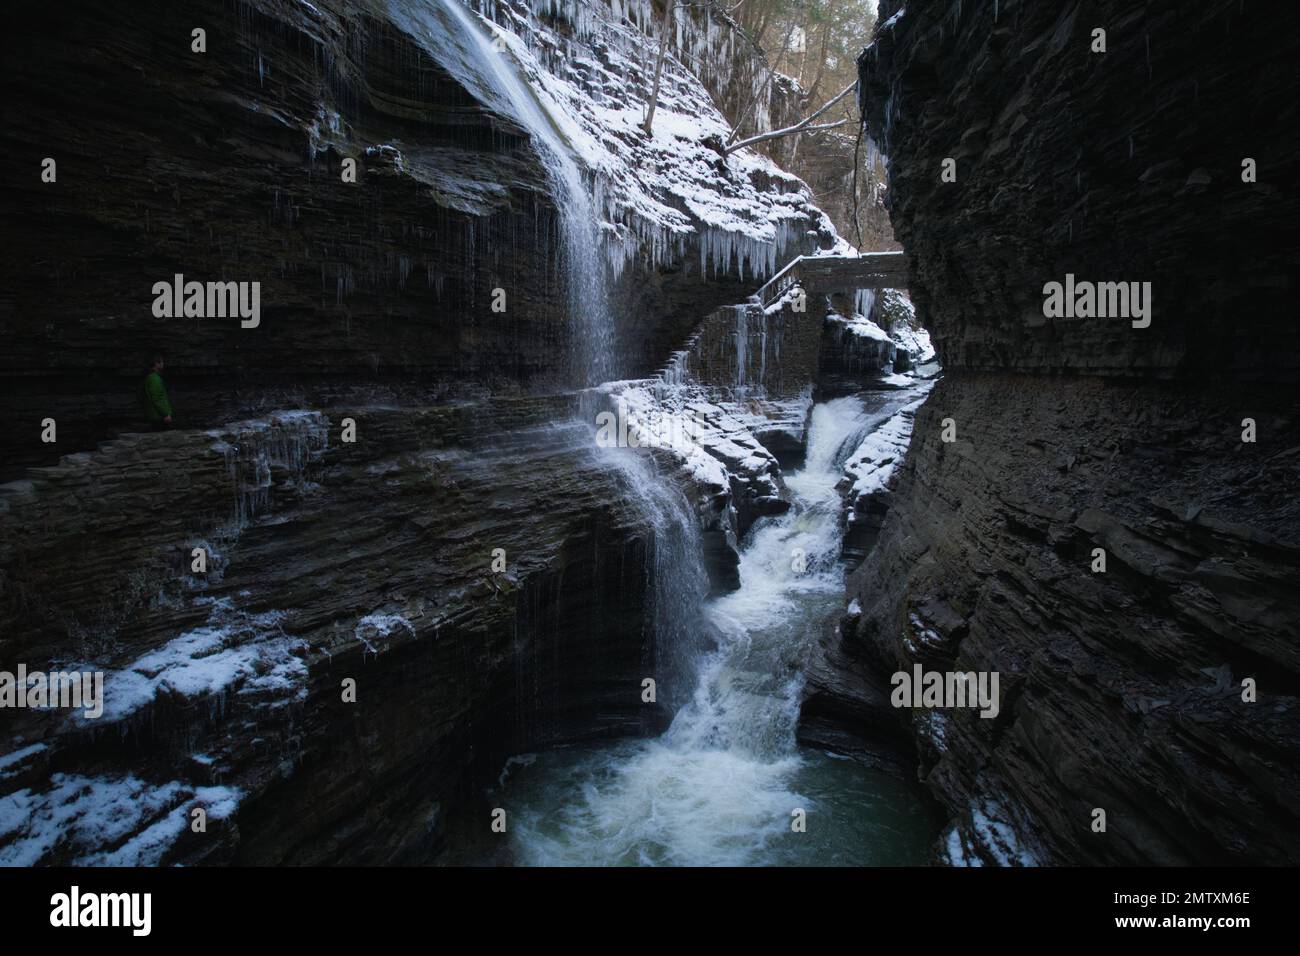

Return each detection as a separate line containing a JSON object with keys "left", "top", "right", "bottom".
{"left": 859, "top": 0, "right": 1299, "bottom": 379}
{"left": 679, "top": 301, "right": 823, "bottom": 399}
{"left": 1, "top": 400, "right": 670, "bottom": 864}
{"left": 4, "top": 0, "right": 565, "bottom": 468}
{"left": 802, "top": 0, "right": 1300, "bottom": 864}
{"left": 1, "top": 0, "right": 844, "bottom": 474}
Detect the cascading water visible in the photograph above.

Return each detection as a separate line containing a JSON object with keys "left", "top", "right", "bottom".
{"left": 433, "top": 0, "right": 732, "bottom": 815}
{"left": 430, "top": 2, "right": 714, "bottom": 696}
{"left": 429, "top": 0, "right": 614, "bottom": 385}
{"left": 498, "top": 391, "right": 941, "bottom": 865}
{"left": 427, "top": 0, "right": 936, "bottom": 866}
{"left": 598, "top": 445, "right": 710, "bottom": 716}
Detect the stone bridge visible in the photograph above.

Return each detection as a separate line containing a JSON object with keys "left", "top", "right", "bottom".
{"left": 754, "top": 251, "right": 909, "bottom": 308}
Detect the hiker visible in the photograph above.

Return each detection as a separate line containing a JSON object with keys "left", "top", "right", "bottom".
{"left": 142, "top": 353, "right": 173, "bottom": 429}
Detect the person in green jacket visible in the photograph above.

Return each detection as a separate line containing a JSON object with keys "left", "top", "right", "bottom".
{"left": 142, "top": 353, "right": 173, "bottom": 429}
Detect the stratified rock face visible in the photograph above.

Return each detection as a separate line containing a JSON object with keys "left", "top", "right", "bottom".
{"left": 801, "top": 0, "right": 1300, "bottom": 865}
{"left": 861, "top": 0, "right": 1300, "bottom": 379}
{"left": 3, "top": 0, "right": 567, "bottom": 469}
{"left": 0, "top": 401, "right": 667, "bottom": 864}
{"left": 1, "top": 0, "right": 842, "bottom": 474}
{"left": 851, "top": 377, "right": 1300, "bottom": 865}
{"left": 682, "top": 301, "right": 823, "bottom": 399}
{"left": 0, "top": 0, "right": 855, "bottom": 866}
{"left": 818, "top": 311, "right": 897, "bottom": 396}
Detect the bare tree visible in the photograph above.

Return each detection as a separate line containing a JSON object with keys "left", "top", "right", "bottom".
{"left": 724, "top": 22, "right": 796, "bottom": 147}
{"left": 641, "top": 2, "right": 677, "bottom": 136}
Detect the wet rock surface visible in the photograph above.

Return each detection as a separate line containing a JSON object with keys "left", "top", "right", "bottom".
{"left": 1, "top": 400, "right": 666, "bottom": 863}
{"left": 843, "top": 377, "right": 1300, "bottom": 865}
{"left": 0, "top": 0, "right": 890, "bottom": 864}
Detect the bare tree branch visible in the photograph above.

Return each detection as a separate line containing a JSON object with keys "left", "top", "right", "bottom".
{"left": 642, "top": 1, "right": 735, "bottom": 136}
{"left": 726, "top": 118, "right": 847, "bottom": 154}
{"left": 851, "top": 115, "right": 865, "bottom": 248}
{"left": 722, "top": 80, "right": 856, "bottom": 155}
{"left": 805, "top": 21, "right": 832, "bottom": 103}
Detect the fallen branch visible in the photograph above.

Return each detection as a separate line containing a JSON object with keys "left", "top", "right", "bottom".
{"left": 723, "top": 80, "right": 856, "bottom": 155}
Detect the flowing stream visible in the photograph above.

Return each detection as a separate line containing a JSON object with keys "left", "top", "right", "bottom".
{"left": 426, "top": 1, "right": 936, "bottom": 866}
{"left": 499, "top": 392, "right": 940, "bottom": 865}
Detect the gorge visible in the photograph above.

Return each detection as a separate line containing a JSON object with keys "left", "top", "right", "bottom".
{"left": 1, "top": 0, "right": 1296, "bottom": 871}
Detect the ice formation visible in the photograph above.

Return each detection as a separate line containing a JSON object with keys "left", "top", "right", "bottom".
{"left": 462, "top": 0, "right": 843, "bottom": 282}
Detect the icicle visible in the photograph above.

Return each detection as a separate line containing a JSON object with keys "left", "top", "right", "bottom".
{"left": 735, "top": 306, "right": 748, "bottom": 389}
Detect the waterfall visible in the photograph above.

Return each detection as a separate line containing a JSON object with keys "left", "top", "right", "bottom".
{"left": 500, "top": 390, "right": 939, "bottom": 866}
{"left": 435, "top": 1, "right": 714, "bottom": 717}
{"left": 425, "top": 2, "right": 937, "bottom": 865}
{"left": 854, "top": 288, "right": 877, "bottom": 319}
{"left": 597, "top": 447, "right": 709, "bottom": 716}
{"left": 676, "top": 398, "right": 888, "bottom": 759}
{"left": 429, "top": 0, "right": 614, "bottom": 385}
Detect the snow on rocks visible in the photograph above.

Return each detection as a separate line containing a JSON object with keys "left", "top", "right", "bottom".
{"left": 875, "top": 289, "right": 936, "bottom": 364}
{"left": 76, "top": 596, "right": 308, "bottom": 726}
{"left": 823, "top": 288, "right": 937, "bottom": 390}
{"left": 841, "top": 389, "right": 932, "bottom": 505}
{"left": 465, "top": 0, "right": 843, "bottom": 280}
{"left": 940, "top": 798, "right": 1045, "bottom": 867}
{"left": 891, "top": 322, "right": 934, "bottom": 365}
{"left": 0, "top": 772, "right": 240, "bottom": 866}
{"left": 588, "top": 371, "right": 809, "bottom": 590}
{"left": 836, "top": 386, "right": 933, "bottom": 565}
{"left": 592, "top": 379, "right": 783, "bottom": 500}
{"left": 833, "top": 290, "right": 933, "bottom": 369}
{"left": 838, "top": 311, "right": 893, "bottom": 344}
{"left": 821, "top": 309, "right": 899, "bottom": 390}
{"left": 0, "top": 744, "right": 47, "bottom": 784}
{"left": 354, "top": 613, "right": 418, "bottom": 655}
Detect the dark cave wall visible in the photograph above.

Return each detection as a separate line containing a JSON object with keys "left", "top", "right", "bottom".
{"left": 801, "top": 0, "right": 1300, "bottom": 864}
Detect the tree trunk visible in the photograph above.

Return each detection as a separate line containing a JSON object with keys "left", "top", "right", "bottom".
{"left": 725, "top": 22, "right": 796, "bottom": 147}
{"left": 641, "top": 3, "right": 675, "bottom": 136}
{"left": 805, "top": 23, "right": 831, "bottom": 104}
